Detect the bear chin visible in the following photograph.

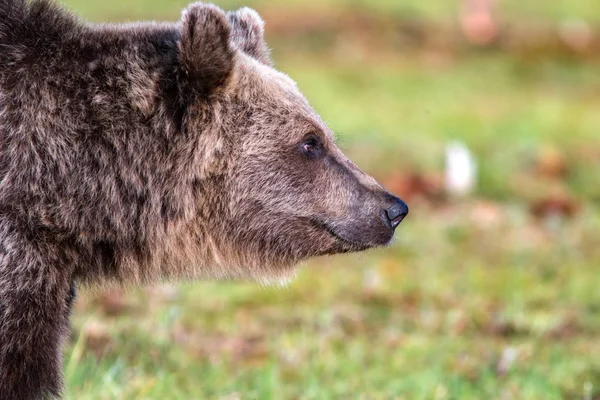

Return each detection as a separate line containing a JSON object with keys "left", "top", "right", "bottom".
{"left": 255, "top": 268, "right": 298, "bottom": 287}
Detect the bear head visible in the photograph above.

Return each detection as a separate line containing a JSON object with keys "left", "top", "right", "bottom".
{"left": 171, "top": 3, "right": 408, "bottom": 282}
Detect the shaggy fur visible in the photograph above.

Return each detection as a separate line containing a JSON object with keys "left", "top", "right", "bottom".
{"left": 0, "top": 0, "right": 407, "bottom": 398}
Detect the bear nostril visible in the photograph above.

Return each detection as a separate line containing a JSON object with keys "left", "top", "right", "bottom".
{"left": 385, "top": 197, "right": 409, "bottom": 229}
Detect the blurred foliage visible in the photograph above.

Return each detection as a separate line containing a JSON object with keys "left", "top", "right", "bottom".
{"left": 62, "top": 0, "right": 600, "bottom": 22}
{"left": 55, "top": 0, "right": 600, "bottom": 398}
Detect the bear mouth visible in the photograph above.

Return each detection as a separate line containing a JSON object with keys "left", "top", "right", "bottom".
{"left": 309, "top": 219, "right": 373, "bottom": 252}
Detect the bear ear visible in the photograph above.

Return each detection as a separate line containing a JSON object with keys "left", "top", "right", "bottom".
{"left": 178, "top": 3, "right": 235, "bottom": 98}
{"left": 227, "top": 7, "right": 272, "bottom": 66}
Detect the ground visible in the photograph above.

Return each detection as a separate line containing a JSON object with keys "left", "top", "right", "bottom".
{"left": 59, "top": 0, "right": 600, "bottom": 398}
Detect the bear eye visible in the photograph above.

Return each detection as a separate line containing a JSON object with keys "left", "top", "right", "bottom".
{"left": 301, "top": 134, "right": 322, "bottom": 158}
{"left": 303, "top": 142, "right": 315, "bottom": 153}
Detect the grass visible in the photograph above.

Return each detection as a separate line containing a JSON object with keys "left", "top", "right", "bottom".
{"left": 51, "top": 0, "right": 600, "bottom": 398}
{"left": 66, "top": 203, "right": 600, "bottom": 398}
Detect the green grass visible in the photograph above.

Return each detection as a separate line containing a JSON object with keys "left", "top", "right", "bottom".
{"left": 53, "top": 1, "right": 600, "bottom": 399}
{"left": 66, "top": 204, "right": 600, "bottom": 398}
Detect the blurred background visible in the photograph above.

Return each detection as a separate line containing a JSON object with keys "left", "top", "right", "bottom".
{"left": 61, "top": 0, "right": 600, "bottom": 398}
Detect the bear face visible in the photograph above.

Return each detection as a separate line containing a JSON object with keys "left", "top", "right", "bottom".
{"left": 173, "top": 4, "right": 408, "bottom": 281}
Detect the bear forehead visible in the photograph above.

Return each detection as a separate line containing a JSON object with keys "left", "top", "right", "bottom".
{"left": 235, "top": 53, "right": 333, "bottom": 139}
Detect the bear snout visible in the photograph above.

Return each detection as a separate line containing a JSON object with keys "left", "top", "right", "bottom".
{"left": 324, "top": 194, "right": 408, "bottom": 250}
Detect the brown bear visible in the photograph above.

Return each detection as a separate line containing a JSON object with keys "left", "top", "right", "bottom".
{"left": 0, "top": 0, "right": 408, "bottom": 398}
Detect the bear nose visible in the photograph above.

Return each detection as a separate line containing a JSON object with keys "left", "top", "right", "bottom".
{"left": 385, "top": 197, "right": 409, "bottom": 229}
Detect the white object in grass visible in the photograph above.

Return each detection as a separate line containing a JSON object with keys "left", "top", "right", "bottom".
{"left": 445, "top": 141, "right": 477, "bottom": 197}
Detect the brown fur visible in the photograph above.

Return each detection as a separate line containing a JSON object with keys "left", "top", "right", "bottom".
{"left": 0, "top": 1, "right": 407, "bottom": 398}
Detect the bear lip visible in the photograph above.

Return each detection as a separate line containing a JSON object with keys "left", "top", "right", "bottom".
{"left": 309, "top": 218, "right": 377, "bottom": 251}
